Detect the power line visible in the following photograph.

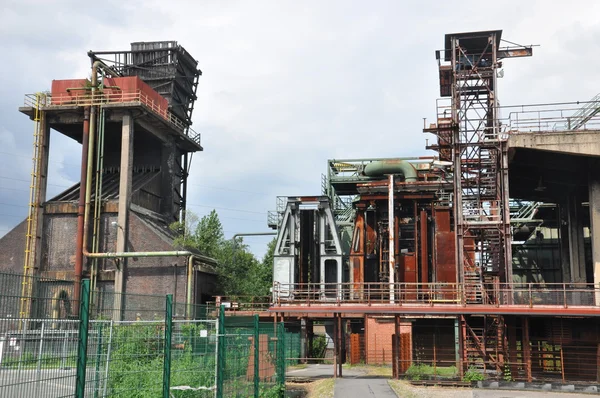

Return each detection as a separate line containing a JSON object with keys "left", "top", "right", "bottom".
{"left": 0, "top": 151, "right": 80, "bottom": 167}
{"left": 0, "top": 213, "right": 26, "bottom": 219}
{"left": 187, "top": 203, "right": 268, "bottom": 215}
{"left": 188, "top": 183, "right": 268, "bottom": 196}
{"left": 0, "top": 175, "right": 72, "bottom": 188}
{"left": 0, "top": 202, "right": 28, "bottom": 209}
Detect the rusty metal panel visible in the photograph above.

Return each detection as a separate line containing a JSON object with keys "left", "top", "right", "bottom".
{"left": 434, "top": 208, "right": 456, "bottom": 284}
{"left": 399, "top": 254, "right": 417, "bottom": 284}
{"left": 50, "top": 79, "right": 89, "bottom": 104}
{"left": 350, "top": 333, "right": 361, "bottom": 365}
{"left": 439, "top": 65, "right": 452, "bottom": 97}
{"left": 420, "top": 209, "right": 428, "bottom": 284}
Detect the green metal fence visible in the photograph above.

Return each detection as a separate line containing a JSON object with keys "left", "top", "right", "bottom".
{"left": 0, "top": 272, "right": 286, "bottom": 398}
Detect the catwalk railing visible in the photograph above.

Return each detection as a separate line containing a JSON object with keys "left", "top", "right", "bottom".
{"left": 271, "top": 282, "right": 600, "bottom": 309}
{"left": 23, "top": 92, "right": 201, "bottom": 146}
{"left": 0, "top": 272, "right": 286, "bottom": 398}
{"left": 429, "top": 98, "right": 600, "bottom": 135}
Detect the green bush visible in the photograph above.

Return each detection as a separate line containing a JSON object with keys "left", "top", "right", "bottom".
{"left": 309, "top": 335, "right": 327, "bottom": 359}
{"left": 463, "top": 366, "right": 484, "bottom": 382}
{"left": 405, "top": 364, "right": 458, "bottom": 380}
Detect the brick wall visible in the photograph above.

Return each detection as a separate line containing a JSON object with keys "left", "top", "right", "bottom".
{"left": 365, "top": 316, "right": 412, "bottom": 366}
{"left": 0, "top": 219, "right": 27, "bottom": 274}
{"left": 0, "top": 204, "right": 217, "bottom": 319}
{"left": 366, "top": 316, "right": 395, "bottom": 364}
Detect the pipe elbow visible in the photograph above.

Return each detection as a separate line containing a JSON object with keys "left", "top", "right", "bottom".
{"left": 362, "top": 159, "right": 418, "bottom": 182}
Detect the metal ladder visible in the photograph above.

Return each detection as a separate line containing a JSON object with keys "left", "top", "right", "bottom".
{"left": 20, "top": 93, "right": 46, "bottom": 318}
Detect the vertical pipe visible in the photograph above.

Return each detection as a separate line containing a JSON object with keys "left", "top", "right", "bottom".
{"left": 338, "top": 314, "right": 343, "bottom": 378}
{"left": 388, "top": 175, "right": 395, "bottom": 303}
{"left": 333, "top": 316, "right": 337, "bottom": 379}
{"left": 394, "top": 315, "right": 400, "bottom": 378}
{"left": 420, "top": 209, "right": 428, "bottom": 286}
{"left": 433, "top": 329, "right": 437, "bottom": 380}
{"left": 82, "top": 104, "right": 97, "bottom": 266}
{"left": 74, "top": 108, "right": 91, "bottom": 315}
{"left": 91, "top": 107, "right": 106, "bottom": 294}
{"left": 523, "top": 317, "right": 532, "bottom": 382}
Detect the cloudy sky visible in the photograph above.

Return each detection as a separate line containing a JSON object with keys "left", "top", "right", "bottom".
{"left": 1, "top": 0, "right": 600, "bottom": 259}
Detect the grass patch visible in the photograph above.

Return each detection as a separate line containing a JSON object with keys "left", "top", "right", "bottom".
{"left": 308, "top": 378, "right": 334, "bottom": 398}
{"left": 405, "top": 364, "right": 457, "bottom": 380}
{"left": 342, "top": 363, "right": 393, "bottom": 377}
{"left": 388, "top": 380, "right": 419, "bottom": 398}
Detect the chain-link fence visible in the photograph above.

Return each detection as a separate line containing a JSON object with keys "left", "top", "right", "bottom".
{"left": 0, "top": 272, "right": 286, "bottom": 398}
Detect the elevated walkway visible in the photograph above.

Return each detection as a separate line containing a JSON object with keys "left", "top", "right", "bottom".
{"left": 269, "top": 282, "right": 600, "bottom": 317}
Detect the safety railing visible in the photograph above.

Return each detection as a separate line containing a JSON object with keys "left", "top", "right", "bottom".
{"left": 23, "top": 92, "right": 201, "bottom": 147}
{"left": 429, "top": 99, "right": 600, "bottom": 135}
{"left": 501, "top": 101, "right": 600, "bottom": 133}
{"left": 208, "top": 296, "right": 272, "bottom": 313}
{"left": 272, "top": 282, "right": 600, "bottom": 308}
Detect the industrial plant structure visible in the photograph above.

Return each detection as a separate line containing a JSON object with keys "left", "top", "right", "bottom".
{"left": 0, "top": 42, "right": 217, "bottom": 320}
{"left": 270, "top": 30, "right": 600, "bottom": 383}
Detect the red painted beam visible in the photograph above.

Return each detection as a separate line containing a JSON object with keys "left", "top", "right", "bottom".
{"left": 268, "top": 304, "right": 600, "bottom": 317}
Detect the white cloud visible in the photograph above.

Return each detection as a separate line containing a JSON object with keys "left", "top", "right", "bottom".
{"left": 2, "top": 0, "right": 600, "bottom": 257}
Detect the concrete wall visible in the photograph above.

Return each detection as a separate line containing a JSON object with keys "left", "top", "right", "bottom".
{"left": 509, "top": 130, "right": 600, "bottom": 157}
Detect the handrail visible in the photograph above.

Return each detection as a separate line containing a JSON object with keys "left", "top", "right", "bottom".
{"left": 271, "top": 281, "right": 600, "bottom": 308}
{"left": 24, "top": 92, "right": 201, "bottom": 147}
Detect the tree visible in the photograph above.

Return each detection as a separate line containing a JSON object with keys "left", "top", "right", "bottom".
{"left": 170, "top": 211, "right": 274, "bottom": 297}
{"left": 171, "top": 210, "right": 223, "bottom": 258}
{"left": 191, "top": 210, "right": 224, "bottom": 258}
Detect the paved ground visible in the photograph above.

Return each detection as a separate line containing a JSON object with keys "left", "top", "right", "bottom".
{"left": 389, "top": 380, "right": 600, "bottom": 398}
{"left": 287, "top": 365, "right": 598, "bottom": 398}
{"left": 287, "top": 364, "right": 398, "bottom": 397}
{"left": 0, "top": 368, "right": 99, "bottom": 398}
{"left": 286, "top": 363, "right": 365, "bottom": 379}
{"left": 335, "top": 378, "right": 397, "bottom": 397}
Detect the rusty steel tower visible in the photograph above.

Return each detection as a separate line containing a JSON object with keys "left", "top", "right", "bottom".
{"left": 429, "top": 31, "right": 532, "bottom": 302}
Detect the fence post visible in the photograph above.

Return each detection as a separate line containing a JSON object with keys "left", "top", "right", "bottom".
{"left": 277, "top": 322, "right": 286, "bottom": 397}
{"left": 75, "top": 279, "right": 91, "bottom": 398}
{"left": 162, "top": 294, "right": 173, "bottom": 398}
{"left": 216, "top": 305, "right": 225, "bottom": 398}
{"left": 102, "top": 320, "right": 114, "bottom": 398}
{"left": 93, "top": 322, "right": 104, "bottom": 398}
{"left": 254, "top": 314, "right": 260, "bottom": 398}
{"left": 35, "top": 321, "right": 45, "bottom": 397}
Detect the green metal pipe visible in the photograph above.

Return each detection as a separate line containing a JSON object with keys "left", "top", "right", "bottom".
{"left": 85, "top": 250, "right": 206, "bottom": 259}
{"left": 362, "top": 159, "right": 418, "bottom": 182}
{"left": 81, "top": 61, "right": 101, "bottom": 270}
{"left": 90, "top": 107, "right": 106, "bottom": 292}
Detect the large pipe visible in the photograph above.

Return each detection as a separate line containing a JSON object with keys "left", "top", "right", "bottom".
{"left": 81, "top": 61, "right": 101, "bottom": 265}
{"left": 232, "top": 232, "right": 277, "bottom": 240}
{"left": 363, "top": 159, "right": 418, "bottom": 182}
{"left": 84, "top": 250, "right": 215, "bottom": 262}
{"left": 90, "top": 107, "right": 106, "bottom": 292}
{"left": 74, "top": 107, "right": 91, "bottom": 314}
